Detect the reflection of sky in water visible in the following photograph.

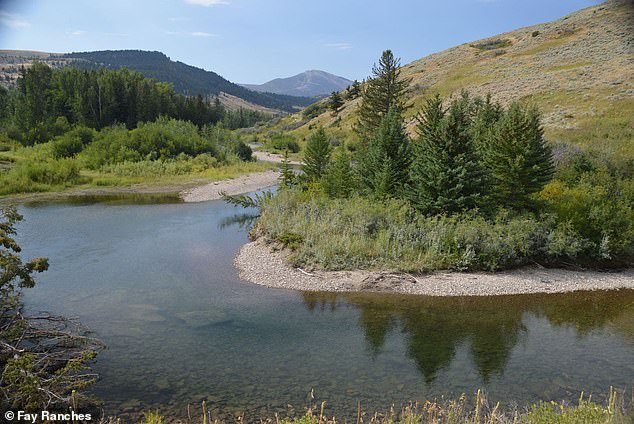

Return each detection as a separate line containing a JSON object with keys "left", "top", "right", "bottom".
{"left": 15, "top": 199, "right": 634, "bottom": 421}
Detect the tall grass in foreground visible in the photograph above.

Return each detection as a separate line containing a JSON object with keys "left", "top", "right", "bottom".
{"left": 100, "top": 389, "right": 632, "bottom": 424}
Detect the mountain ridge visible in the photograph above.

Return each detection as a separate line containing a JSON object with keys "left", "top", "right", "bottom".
{"left": 0, "top": 49, "right": 315, "bottom": 113}
{"left": 241, "top": 70, "right": 352, "bottom": 97}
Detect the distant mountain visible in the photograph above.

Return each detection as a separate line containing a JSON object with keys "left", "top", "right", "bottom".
{"left": 242, "top": 70, "right": 352, "bottom": 97}
{"left": 61, "top": 50, "right": 315, "bottom": 112}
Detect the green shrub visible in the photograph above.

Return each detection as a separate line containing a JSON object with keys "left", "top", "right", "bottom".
{"left": 471, "top": 38, "right": 512, "bottom": 50}
{"left": 303, "top": 102, "right": 327, "bottom": 119}
{"left": 52, "top": 126, "right": 96, "bottom": 158}
{"left": 0, "top": 158, "right": 84, "bottom": 194}
{"left": 258, "top": 190, "right": 632, "bottom": 272}
{"left": 276, "top": 232, "right": 304, "bottom": 250}
{"left": 269, "top": 134, "right": 300, "bottom": 153}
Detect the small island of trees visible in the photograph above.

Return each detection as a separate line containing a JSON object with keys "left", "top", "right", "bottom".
{"left": 255, "top": 50, "right": 634, "bottom": 272}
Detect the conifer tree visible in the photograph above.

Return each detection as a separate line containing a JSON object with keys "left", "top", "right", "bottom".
{"left": 346, "top": 80, "right": 361, "bottom": 100}
{"left": 357, "top": 108, "right": 411, "bottom": 198}
{"left": 302, "top": 127, "right": 332, "bottom": 182}
{"left": 407, "top": 94, "right": 487, "bottom": 215}
{"left": 322, "top": 144, "right": 355, "bottom": 198}
{"left": 355, "top": 50, "right": 410, "bottom": 143}
{"left": 482, "top": 102, "right": 554, "bottom": 210}
{"left": 328, "top": 91, "right": 344, "bottom": 116}
{"left": 279, "top": 150, "right": 295, "bottom": 189}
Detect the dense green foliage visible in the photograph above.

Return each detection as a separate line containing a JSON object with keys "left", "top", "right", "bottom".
{"left": 482, "top": 102, "right": 554, "bottom": 210}
{"left": 357, "top": 108, "right": 412, "bottom": 198}
{"left": 0, "top": 117, "right": 256, "bottom": 195}
{"left": 407, "top": 94, "right": 486, "bottom": 215}
{"left": 355, "top": 50, "right": 410, "bottom": 142}
{"left": 1, "top": 62, "right": 270, "bottom": 146}
{"left": 301, "top": 127, "right": 332, "bottom": 181}
{"left": 264, "top": 51, "right": 634, "bottom": 270}
{"left": 63, "top": 50, "right": 314, "bottom": 112}
{"left": 268, "top": 133, "right": 301, "bottom": 153}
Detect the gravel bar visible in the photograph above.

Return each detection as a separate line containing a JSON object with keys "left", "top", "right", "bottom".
{"left": 235, "top": 239, "right": 634, "bottom": 297}
{"left": 180, "top": 170, "right": 280, "bottom": 202}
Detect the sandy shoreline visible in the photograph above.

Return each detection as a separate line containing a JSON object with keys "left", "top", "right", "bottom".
{"left": 180, "top": 170, "right": 280, "bottom": 202}
{"left": 235, "top": 239, "right": 634, "bottom": 296}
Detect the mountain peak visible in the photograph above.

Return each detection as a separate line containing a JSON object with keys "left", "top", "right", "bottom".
{"left": 242, "top": 70, "right": 352, "bottom": 97}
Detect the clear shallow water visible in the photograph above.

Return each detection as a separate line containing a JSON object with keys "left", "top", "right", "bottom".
{"left": 15, "top": 198, "right": 634, "bottom": 421}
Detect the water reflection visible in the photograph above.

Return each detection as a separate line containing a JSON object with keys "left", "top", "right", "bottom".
{"left": 301, "top": 290, "right": 634, "bottom": 384}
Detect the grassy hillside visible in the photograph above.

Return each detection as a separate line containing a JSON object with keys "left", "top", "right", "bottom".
{"left": 258, "top": 0, "right": 633, "bottom": 161}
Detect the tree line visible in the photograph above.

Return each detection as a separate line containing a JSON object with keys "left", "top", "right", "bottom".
{"left": 300, "top": 50, "right": 553, "bottom": 215}
{"left": 272, "top": 50, "right": 633, "bottom": 268}
{"left": 0, "top": 62, "right": 271, "bottom": 145}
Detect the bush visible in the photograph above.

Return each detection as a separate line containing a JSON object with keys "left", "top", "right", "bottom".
{"left": 52, "top": 126, "right": 95, "bottom": 158}
{"left": 233, "top": 140, "right": 253, "bottom": 161}
{"left": 302, "top": 102, "right": 327, "bottom": 119}
{"left": 268, "top": 134, "right": 300, "bottom": 153}
{"left": 258, "top": 190, "right": 632, "bottom": 272}
{"left": 0, "top": 158, "right": 84, "bottom": 195}
{"left": 470, "top": 38, "right": 512, "bottom": 50}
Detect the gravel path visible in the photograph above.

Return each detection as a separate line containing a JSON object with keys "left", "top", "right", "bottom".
{"left": 180, "top": 170, "right": 280, "bottom": 202}
{"left": 252, "top": 150, "right": 302, "bottom": 165}
{"left": 235, "top": 239, "right": 634, "bottom": 297}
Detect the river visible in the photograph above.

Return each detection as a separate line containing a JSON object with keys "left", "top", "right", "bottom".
{"left": 15, "top": 196, "right": 634, "bottom": 421}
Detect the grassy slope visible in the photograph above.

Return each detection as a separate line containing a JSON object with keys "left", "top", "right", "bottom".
{"left": 255, "top": 0, "right": 634, "bottom": 160}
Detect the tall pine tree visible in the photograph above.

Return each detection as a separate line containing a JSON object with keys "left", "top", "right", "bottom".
{"left": 482, "top": 102, "right": 554, "bottom": 210}
{"left": 357, "top": 108, "right": 412, "bottom": 198}
{"left": 322, "top": 144, "right": 355, "bottom": 198}
{"left": 302, "top": 127, "right": 332, "bottom": 182}
{"left": 407, "top": 94, "right": 486, "bottom": 215}
{"left": 355, "top": 50, "right": 410, "bottom": 144}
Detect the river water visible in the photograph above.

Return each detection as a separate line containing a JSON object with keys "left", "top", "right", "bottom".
{"left": 15, "top": 197, "right": 634, "bottom": 420}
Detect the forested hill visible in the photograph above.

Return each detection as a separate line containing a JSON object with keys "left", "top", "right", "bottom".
{"left": 62, "top": 50, "right": 315, "bottom": 113}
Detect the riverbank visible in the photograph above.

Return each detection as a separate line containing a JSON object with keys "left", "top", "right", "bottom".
{"left": 181, "top": 169, "right": 279, "bottom": 202}
{"left": 235, "top": 239, "right": 634, "bottom": 296}
{"left": 0, "top": 169, "right": 280, "bottom": 205}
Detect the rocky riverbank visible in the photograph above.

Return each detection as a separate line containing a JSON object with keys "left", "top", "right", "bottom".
{"left": 235, "top": 239, "right": 634, "bottom": 296}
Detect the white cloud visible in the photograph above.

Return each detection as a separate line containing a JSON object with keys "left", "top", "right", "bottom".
{"left": 191, "top": 31, "right": 216, "bottom": 37}
{"left": 0, "top": 11, "right": 30, "bottom": 29}
{"left": 185, "top": 0, "right": 229, "bottom": 6}
{"left": 325, "top": 43, "right": 352, "bottom": 50}
{"left": 68, "top": 30, "right": 86, "bottom": 36}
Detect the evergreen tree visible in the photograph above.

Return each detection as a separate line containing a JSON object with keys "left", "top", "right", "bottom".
{"left": 482, "top": 102, "right": 554, "bottom": 210}
{"left": 279, "top": 150, "right": 295, "bottom": 189}
{"left": 355, "top": 50, "right": 410, "bottom": 143}
{"left": 407, "top": 94, "right": 487, "bottom": 215}
{"left": 357, "top": 108, "right": 412, "bottom": 198}
{"left": 302, "top": 127, "right": 333, "bottom": 181}
{"left": 322, "top": 144, "right": 355, "bottom": 198}
{"left": 346, "top": 80, "right": 361, "bottom": 100}
{"left": 328, "top": 91, "right": 344, "bottom": 116}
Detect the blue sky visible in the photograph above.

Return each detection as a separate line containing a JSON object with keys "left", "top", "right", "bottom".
{"left": 0, "top": 0, "right": 602, "bottom": 84}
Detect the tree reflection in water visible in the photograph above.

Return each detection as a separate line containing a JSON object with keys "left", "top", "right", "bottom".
{"left": 301, "top": 289, "right": 634, "bottom": 384}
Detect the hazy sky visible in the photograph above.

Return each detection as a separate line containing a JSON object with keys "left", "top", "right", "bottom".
{"left": 0, "top": 0, "right": 602, "bottom": 84}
